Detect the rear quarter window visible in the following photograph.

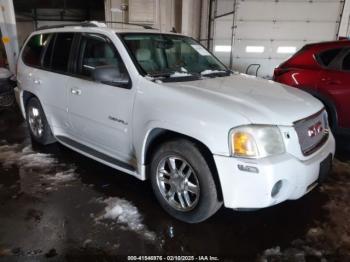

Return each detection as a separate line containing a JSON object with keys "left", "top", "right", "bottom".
{"left": 22, "top": 34, "right": 50, "bottom": 67}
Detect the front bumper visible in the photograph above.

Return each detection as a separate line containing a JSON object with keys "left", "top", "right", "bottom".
{"left": 214, "top": 133, "right": 335, "bottom": 209}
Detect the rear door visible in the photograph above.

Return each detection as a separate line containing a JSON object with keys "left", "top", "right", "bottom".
{"left": 19, "top": 32, "right": 74, "bottom": 132}
{"left": 37, "top": 33, "right": 75, "bottom": 131}
{"left": 318, "top": 48, "right": 350, "bottom": 128}
{"left": 67, "top": 33, "right": 135, "bottom": 162}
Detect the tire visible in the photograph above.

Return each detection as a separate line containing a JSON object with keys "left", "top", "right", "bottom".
{"left": 150, "top": 139, "right": 222, "bottom": 223}
{"left": 25, "top": 97, "right": 56, "bottom": 145}
{"left": 0, "top": 91, "right": 15, "bottom": 108}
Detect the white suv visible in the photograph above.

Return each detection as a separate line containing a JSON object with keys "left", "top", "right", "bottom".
{"left": 16, "top": 22, "right": 335, "bottom": 223}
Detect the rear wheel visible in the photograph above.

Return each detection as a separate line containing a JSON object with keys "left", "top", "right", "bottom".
{"left": 150, "top": 139, "right": 222, "bottom": 223}
{"left": 26, "top": 97, "right": 56, "bottom": 145}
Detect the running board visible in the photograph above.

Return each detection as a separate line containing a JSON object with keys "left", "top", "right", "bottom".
{"left": 56, "top": 135, "right": 137, "bottom": 174}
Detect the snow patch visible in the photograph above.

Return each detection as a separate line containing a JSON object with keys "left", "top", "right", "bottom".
{"left": 200, "top": 69, "right": 226, "bottom": 75}
{"left": 260, "top": 244, "right": 324, "bottom": 262}
{"left": 170, "top": 72, "right": 192, "bottom": 77}
{"left": 95, "top": 197, "right": 156, "bottom": 241}
{"left": 0, "top": 144, "right": 57, "bottom": 169}
{"left": 263, "top": 246, "right": 281, "bottom": 257}
{"left": 0, "top": 144, "right": 22, "bottom": 167}
{"left": 18, "top": 152, "right": 57, "bottom": 169}
{"left": 46, "top": 169, "right": 77, "bottom": 184}
{"left": 0, "top": 143, "right": 78, "bottom": 189}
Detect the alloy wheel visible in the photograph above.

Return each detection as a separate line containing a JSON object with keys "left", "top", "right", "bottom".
{"left": 28, "top": 105, "right": 44, "bottom": 138}
{"left": 156, "top": 156, "right": 200, "bottom": 212}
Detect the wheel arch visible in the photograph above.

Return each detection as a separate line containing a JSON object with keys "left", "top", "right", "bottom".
{"left": 22, "top": 91, "right": 37, "bottom": 112}
{"left": 143, "top": 128, "right": 223, "bottom": 201}
{"left": 300, "top": 87, "right": 338, "bottom": 130}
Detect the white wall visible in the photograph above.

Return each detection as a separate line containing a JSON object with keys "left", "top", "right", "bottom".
{"left": 16, "top": 21, "right": 33, "bottom": 47}
{"left": 181, "top": 0, "right": 201, "bottom": 38}
{"left": 104, "top": 0, "right": 181, "bottom": 33}
{"left": 212, "top": 0, "right": 345, "bottom": 78}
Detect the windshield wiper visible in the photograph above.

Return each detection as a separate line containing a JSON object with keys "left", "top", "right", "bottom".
{"left": 148, "top": 72, "right": 173, "bottom": 78}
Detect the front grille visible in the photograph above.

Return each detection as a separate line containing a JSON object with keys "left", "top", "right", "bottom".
{"left": 294, "top": 109, "right": 329, "bottom": 156}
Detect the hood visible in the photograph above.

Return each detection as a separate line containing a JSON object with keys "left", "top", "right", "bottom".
{"left": 162, "top": 73, "right": 324, "bottom": 126}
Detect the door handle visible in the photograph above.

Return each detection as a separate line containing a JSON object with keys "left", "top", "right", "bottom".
{"left": 33, "top": 79, "right": 42, "bottom": 85}
{"left": 71, "top": 88, "right": 82, "bottom": 95}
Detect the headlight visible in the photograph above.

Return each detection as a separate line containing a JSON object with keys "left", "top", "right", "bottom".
{"left": 230, "top": 125, "right": 285, "bottom": 158}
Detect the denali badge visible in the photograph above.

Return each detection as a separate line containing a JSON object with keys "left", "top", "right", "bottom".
{"left": 308, "top": 121, "right": 323, "bottom": 137}
{"left": 108, "top": 116, "right": 128, "bottom": 125}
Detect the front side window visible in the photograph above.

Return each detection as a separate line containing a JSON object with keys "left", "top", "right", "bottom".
{"left": 120, "top": 33, "right": 229, "bottom": 81}
{"left": 51, "top": 33, "right": 74, "bottom": 72}
{"left": 22, "top": 34, "right": 50, "bottom": 67}
{"left": 77, "top": 34, "right": 127, "bottom": 78}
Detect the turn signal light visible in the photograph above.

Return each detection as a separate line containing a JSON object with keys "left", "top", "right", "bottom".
{"left": 233, "top": 132, "right": 258, "bottom": 157}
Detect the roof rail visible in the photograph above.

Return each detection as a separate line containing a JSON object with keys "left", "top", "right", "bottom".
{"left": 36, "top": 20, "right": 159, "bottom": 31}
{"left": 104, "top": 21, "right": 159, "bottom": 30}
{"left": 36, "top": 21, "right": 103, "bottom": 31}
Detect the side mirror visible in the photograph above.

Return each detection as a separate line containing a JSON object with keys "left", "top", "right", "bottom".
{"left": 92, "top": 65, "right": 130, "bottom": 88}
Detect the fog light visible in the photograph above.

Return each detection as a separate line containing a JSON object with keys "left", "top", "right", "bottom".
{"left": 271, "top": 180, "right": 283, "bottom": 198}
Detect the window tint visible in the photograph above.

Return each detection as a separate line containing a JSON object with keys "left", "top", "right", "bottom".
{"left": 51, "top": 33, "right": 74, "bottom": 72}
{"left": 43, "top": 34, "right": 55, "bottom": 68}
{"left": 77, "top": 34, "right": 126, "bottom": 78}
{"left": 318, "top": 48, "right": 342, "bottom": 67}
{"left": 342, "top": 53, "right": 350, "bottom": 70}
{"left": 22, "top": 34, "right": 50, "bottom": 67}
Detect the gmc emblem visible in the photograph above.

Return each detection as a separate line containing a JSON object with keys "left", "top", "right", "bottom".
{"left": 308, "top": 121, "right": 323, "bottom": 137}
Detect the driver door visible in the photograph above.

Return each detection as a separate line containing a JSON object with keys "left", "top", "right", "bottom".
{"left": 67, "top": 33, "right": 135, "bottom": 162}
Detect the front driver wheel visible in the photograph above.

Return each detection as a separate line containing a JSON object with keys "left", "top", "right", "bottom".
{"left": 150, "top": 139, "right": 222, "bottom": 223}
{"left": 26, "top": 97, "right": 56, "bottom": 145}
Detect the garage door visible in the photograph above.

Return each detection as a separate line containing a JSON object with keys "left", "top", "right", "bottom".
{"left": 212, "top": 0, "right": 345, "bottom": 78}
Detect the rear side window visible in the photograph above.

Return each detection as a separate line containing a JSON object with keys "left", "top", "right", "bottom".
{"left": 22, "top": 34, "right": 50, "bottom": 67}
{"left": 318, "top": 48, "right": 342, "bottom": 67}
{"left": 342, "top": 53, "right": 350, "bottom": 70}
{"left": 51, "top": 33, "right": 74, "bottom": 72}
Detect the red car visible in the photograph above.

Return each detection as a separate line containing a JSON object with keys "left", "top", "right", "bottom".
{"left": 273, "top": 40, "right": 350, "bottom": 134}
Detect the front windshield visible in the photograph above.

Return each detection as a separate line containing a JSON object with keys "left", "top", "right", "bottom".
{"left": 119, "top": 33, "right": 229, "bottom": 79}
